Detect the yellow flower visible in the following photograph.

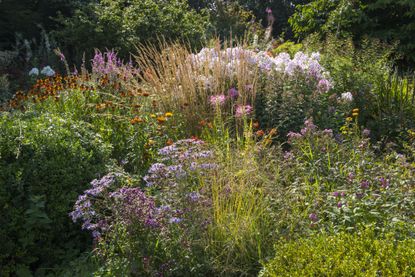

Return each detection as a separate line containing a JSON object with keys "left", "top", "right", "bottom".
{"left": 150, "top": 114, "right": 156, "bottom": 118}
{"left": 352, "top": 112, "right": 359, "bottom": 117}
{"left": 165, "top": 112, "right": 173, "bottom": 117}
{"left": 346, "top": 117, "right": 353, "bottom": 122}
{"left": 157, "top": 116, "right": 167, "bottom": 124}
{"left": 352, "top": 108, "right": 359, "bottom": 113}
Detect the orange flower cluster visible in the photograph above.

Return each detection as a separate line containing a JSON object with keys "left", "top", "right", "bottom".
{"left": 8, "top": 75, "right": 93, "bottom": 109}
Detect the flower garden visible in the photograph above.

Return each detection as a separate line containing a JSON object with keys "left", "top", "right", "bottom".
{"left": 1, "top": 1, "right": 415, "bottom": 274}
{"left": 1, "top": 39, "right": 415, "bottom": 276}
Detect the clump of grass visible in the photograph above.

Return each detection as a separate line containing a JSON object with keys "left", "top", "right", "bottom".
{"left": 134, "top": 40, "right": 260, "bottom": 132}
{"left": 201, "top": 119, "right": 278, "bottom": 275}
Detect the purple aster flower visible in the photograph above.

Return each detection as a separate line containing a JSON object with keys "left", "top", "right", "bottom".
{"left": 332, "top": 191, "right": 340, "bottom": 197}
{"left": 309, "top": 213, "right": 318, "bottom": 222}
{"left": 169, "top": 217, "right": 183, "bottom": 224}
{"left": 198, "top": 163, "right": 218, "bottom": 170}
{"left": 360, "top": 180, "right": 370, "bottom": 189}
{"left": 187, "top": 192, "right": 201, "bottom": 202}
{"left": 337, "top": 201, "right": 343, "bottom": 208}
{"left": 379, "top": 177, "right": 389, "bottom": 189}
{"left": 283, "top": 151, "right": 294, "bottom": 160}
{"left": 356, "top": 192, "right": 364, "bottom": 199}
{"left": 149, "top": 163, "right": 166, "bottom": 174}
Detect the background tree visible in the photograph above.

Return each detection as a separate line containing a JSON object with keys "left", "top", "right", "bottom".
{"left": 289, "top": 0, "right": 415, "bottom": 66}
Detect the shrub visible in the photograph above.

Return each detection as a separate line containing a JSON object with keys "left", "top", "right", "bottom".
{"left": 254, "top": 51, "right": 350, "bottom": 138}
{"left": 260, "top": 229, "right": 415, "bottom": 276}
{"left": 54, "top": 0, "right": 210, "bottom": 61}
{"left": 77, "top": 139, "right": 218, "bottom": 276}
{"left": 0, "top": 111, "right": 111, "bottom": 276}
{"left": 303, "top": 36, "right": 415, "bottom": 145}
{"left": 5, "top": 50, "right": 181, "bottom": 175}
{"left": 266, "top": 117, "right": 415, "bottom": 238}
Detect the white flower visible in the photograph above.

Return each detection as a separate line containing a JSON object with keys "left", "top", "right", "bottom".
{"left": 28, "top": 67, "right": 39, "bottom": 76}
{"left": 40, "top": 66, "right": 55, "bottom": 76}
{"left": 341, "top": 92, "right": 353, "bottom": 102}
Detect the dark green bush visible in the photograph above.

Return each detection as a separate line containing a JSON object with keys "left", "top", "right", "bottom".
{"left": 260, "top": 229, "right": 415, "bottom": 276}
{"left": 289, "top": 0, "right": 415, "bottom": 66}
{"left": 0, "top": 111, "right": 112, "bottom": 276}
{"left": 54, "top": 0, "right": 210, "bottom": 61}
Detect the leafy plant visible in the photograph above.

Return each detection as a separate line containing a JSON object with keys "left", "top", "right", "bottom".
{"left": 0, "top": 111, "right": 111, "bottom": 276}
{"left": 260, "top": 228, "right": 415, "bottom": 276}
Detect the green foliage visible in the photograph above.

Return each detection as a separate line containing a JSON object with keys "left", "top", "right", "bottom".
{"left": 207, "top": 1, "right": 261, "bottom": 40}
{"left": 271, "top": 41, "right": 303, "bottom": 57}
{"left": 0, "top": 0, "right": 75, "bottom": 50}
{"left": 268, "top": 119, "right": 415, "bottom": 238}
{"left": 260, "top": 229, "right": 415, "bottom": 276}
{"left": 306, "top": 35, "right": 415, "bottom": 144}
{"left": 0, "top": 111, "right": 111, "bottom": 276}
{"left": 290, "top": 0, "right": 415, "bottom": 66}
{"left": 54, "top": 0, "right": 210, "bottom": 60}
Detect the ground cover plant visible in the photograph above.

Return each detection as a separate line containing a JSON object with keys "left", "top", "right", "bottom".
{"left": 1, "top": 2, "right": 415, "bottom": 276}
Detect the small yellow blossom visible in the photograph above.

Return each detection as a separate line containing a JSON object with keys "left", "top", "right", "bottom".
{"left": 157, "top": 116, "right": 167, "bottom": 124}
{"left": 165, "top": 112, "right": 173, "bottom": 117}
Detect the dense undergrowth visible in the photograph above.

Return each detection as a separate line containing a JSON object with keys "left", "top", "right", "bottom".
{"left": 1, "top": 37, "right": 415, "bottom": 276}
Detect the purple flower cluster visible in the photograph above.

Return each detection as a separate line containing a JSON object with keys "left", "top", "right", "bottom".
{"left": 144, "top": 139, "right": 216, "bottom": 187}
{"left": 209, "top": 94, "right": 226, "bottom": 106}
{"left": 235, "top": 105, "right": 253, "bottom": 118}
{"left": 91, "top": 50, "right": 139, "bottom": 78}
{"left": 317, "top": 79, "right": 333, "bottom": 93}
{"left": 228, "top": 87, "right": 239, "bottom": 99}
{"left": 70, "top": 173, "right": 119, "bottom": 238}
{"left": 144, "top": 139, "right": 217, "bottom": 226}
{"left": 300, "top": 118, "right": 317, "bottom": 135}
{"left": 110, "top": 187, "right": 162, "bottom": 228}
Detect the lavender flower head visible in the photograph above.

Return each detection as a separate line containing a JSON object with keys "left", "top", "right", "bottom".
{"left": 209, "top": 94, "right": 226, "bottom": 106}
{"left": 300, "top": 118, "right": 317, "bottom": 135}
{"left": 235, "top": 105, "right": 253, "bottom": 118}
{"left": 228, "top": 87, "right": 239, "bottom": 99}
{"left": 287, "top": 131, "right": 303, "bottom": 143}
{"left": 317, "top": 79, "right": 332, "bottom": 93}
{"left": 111, "top": 187, "right": 162, "bottom": 228}
{"left": 309, "top": 213, "right": 318, "bottom": 222}
{"left": 360, "top": 180, "right": 370, "bottom": 189}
